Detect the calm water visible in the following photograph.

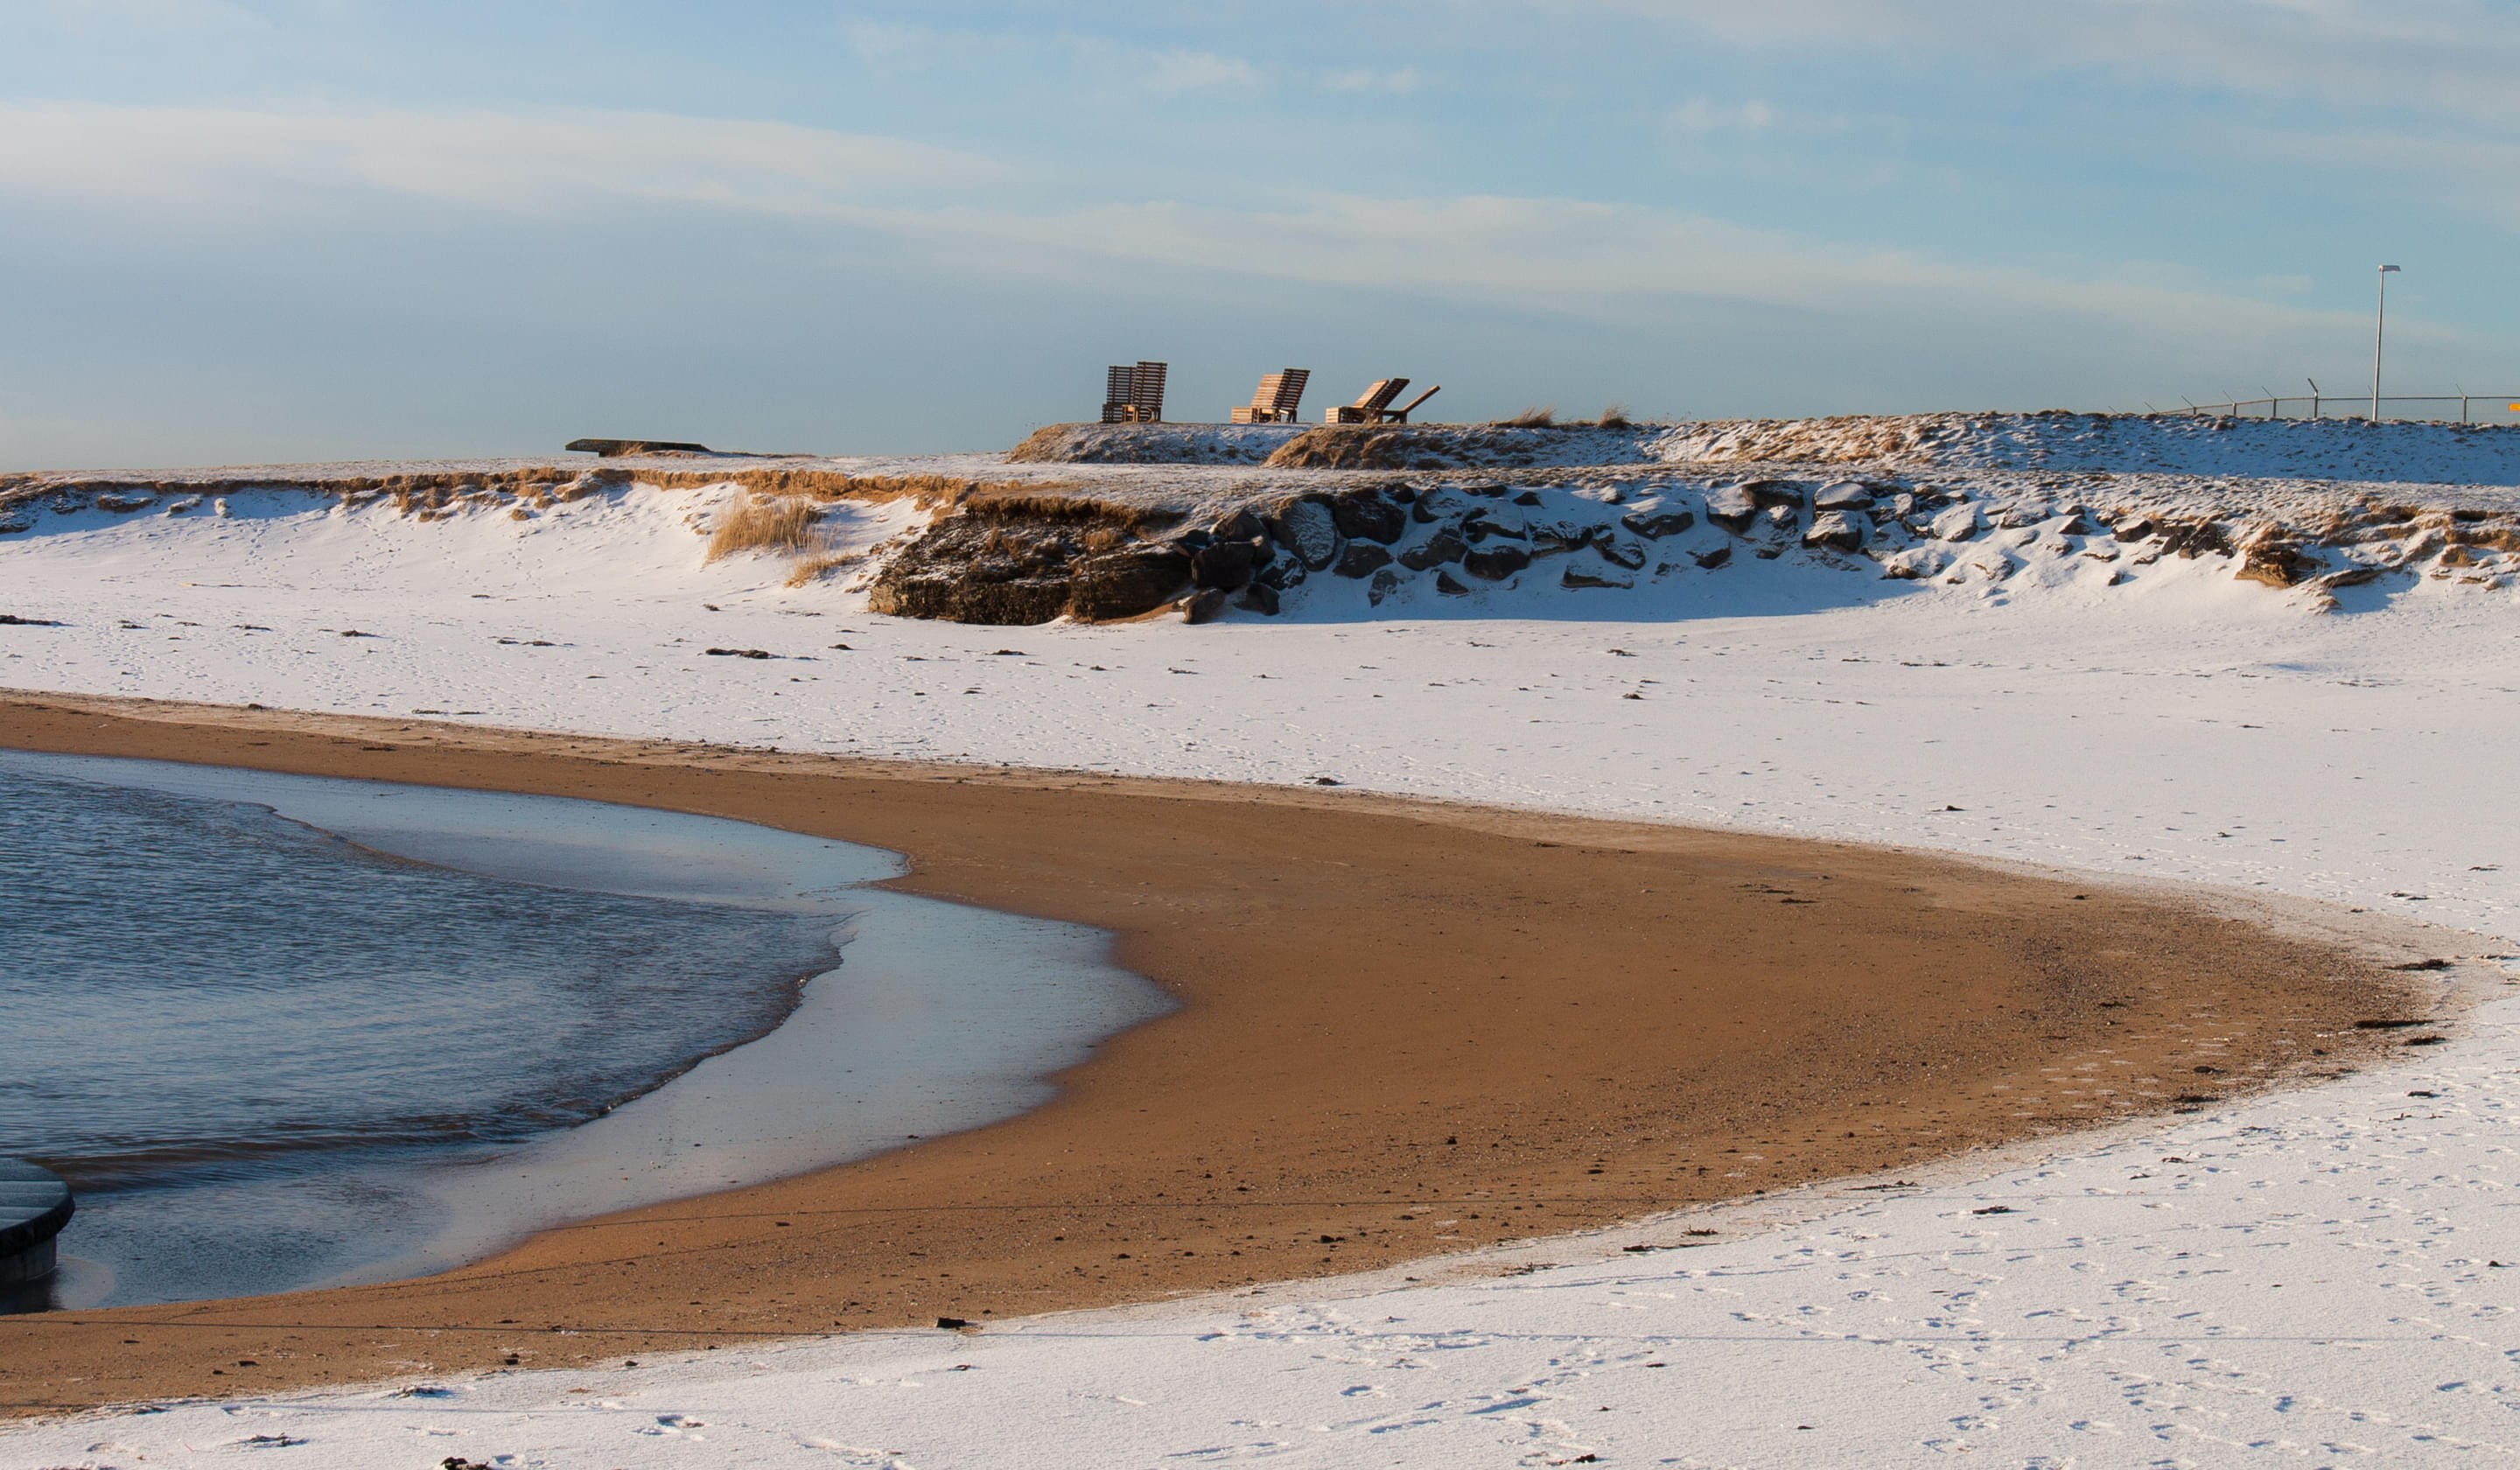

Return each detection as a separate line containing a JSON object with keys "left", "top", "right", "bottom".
{"left": 0, "top": 752, "right": 1168, "bottom": 1309}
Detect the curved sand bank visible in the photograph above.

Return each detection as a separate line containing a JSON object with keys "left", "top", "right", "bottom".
{"left": 0, "top": 694, "right": 2418, "bottom": 1416}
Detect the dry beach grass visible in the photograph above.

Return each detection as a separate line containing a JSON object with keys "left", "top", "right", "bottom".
{"left": 702, "top": 494, "right": 823, "bottom": 564}
{"left": 0, "top": 694, "right": 2420, "bottom": 1417}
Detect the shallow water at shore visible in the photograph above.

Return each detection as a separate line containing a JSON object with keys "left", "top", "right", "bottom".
{"left": 0, "top": 752, "right": 1168, "bottom": 1308}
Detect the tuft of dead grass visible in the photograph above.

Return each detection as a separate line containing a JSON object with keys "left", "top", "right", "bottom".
{"left": 1496, "top": 405, "right": 1557, "bottom": 429}
{"left": 704, "top": 495, "right": 823, "bottom": 564}
{"left": 1599, "top": 404, "right": 1631, "bottom": 429}
{"left": 781, "top": 550, "right": 863, "bottom": 588}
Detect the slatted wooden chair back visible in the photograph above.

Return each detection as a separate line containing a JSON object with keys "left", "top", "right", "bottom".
{"left": 1100, "top": 360, "right": 1169, "bottom": 424}
{"left": 1354, "top": 378, "right": 1407, "bottom": 412}
{"left": 1233, "top": 368, "right": 1312, "bottom": 423}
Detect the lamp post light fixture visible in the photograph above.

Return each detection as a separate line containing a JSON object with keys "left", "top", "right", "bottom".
{"left": 2372, "top": 264, "right": 2401, "bottom": 423}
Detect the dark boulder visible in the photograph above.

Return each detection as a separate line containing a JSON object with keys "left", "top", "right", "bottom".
{"left": 1411, "top": 486, "right": 1473, "bottom": 524}
{"left": 1267, "top": 498, "right": 1343, "bottom": 570}
{"left": 1399, "top": 526, "right": 1467, "bottom": 570}
{"left": 1703, "top": 486, "right": 1758, "bottom": 534}
{"left": 1335, "top": 542, "right": 1395, "bottom": 578}
{"left": 1256, "top": 556, "right": 1307, "bottom": 590}
{"left": 1595, "top": 537, "right": 1647, "bottom": 570}
{"left": 1192, "top": 539, "right": 1257, "bottom": 591}
{"left": 1462, "top": 506, "right": 1526, "bottom": 542}
{"left": 1435, "top": 568, "right": 1474, "bottom": 595}
{"left": 1331, "top": 489, "right": 1408, "bottom": 544}
{"left": 1803, "top": 510, "right": 1870, "bottom": 552}
{"left": 1562, "top": 562, "right": 1634, "bottom": 589}
{"left": 1620, "top": 507, "right": 1695, "bottom": 538}
{"left": 1743, "top": 479, "right": 1804, "bottom": 509}
{"left": 1181, "top": 586, "right": 1230, "bottom": 623}
{"left": 869, "top": 573, "right": 1073, "bottom": 625}
{"left": 1210, "top": 508, "right": 1267, "bottom": 541}
{"left": 1462, "top": 543, "right": 1531, "bottom": 580}
{"left": 1526, "top": 515, "right": 1598, "bottom": 550}
{"left": 1069, "top": 544, "right": 1194, "bottom": 620}
{"left": 1367, "top": 567, "right": 1405, "bottom": 606}
{"left": 1236, "top": 583, "right": 1282, "bottom": 615}
{"left": 1691, "top": 544, "right": 1732, "bottom": 570}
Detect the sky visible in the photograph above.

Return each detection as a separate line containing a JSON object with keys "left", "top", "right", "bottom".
{"left": 4, "top": 0, "right": 2516, "bottom": 466}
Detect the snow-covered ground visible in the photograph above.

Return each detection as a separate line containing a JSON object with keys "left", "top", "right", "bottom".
{"left": 5, "top": 455, "right": 2520, "bottom": 1468}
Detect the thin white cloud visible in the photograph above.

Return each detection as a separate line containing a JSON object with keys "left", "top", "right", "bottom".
{"left": 12, "top": 0, "right": 268, "bottom": 35}
{"left": 1322, "top": 66, "right": 1427, "bottom": 94}
{"left": 0, "top": 100, "right": 2436, "bottom": 361}
{"left": 0, "top": 103, "right": 1009, "bottom": 214}
{"left": 1663, "top": 97, "right": 1779, "bottom": 133}
{"left": 1138, "top": 48, "right": 1267, "bottom": 94}
{"left": 967, "top": 192, "right": 2388, "bottom": 347}
{"left": 1536, "top": 0, "right": 2520, "bottom": 127}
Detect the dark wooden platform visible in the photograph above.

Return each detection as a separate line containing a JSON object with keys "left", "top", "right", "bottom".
{"left": 0, "top": 1159, "right": 72, "bottom": 1288}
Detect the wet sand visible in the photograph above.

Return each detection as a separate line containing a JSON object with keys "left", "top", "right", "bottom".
{"left": 0, "top": 693, "right": 2418, "bottom": 1415}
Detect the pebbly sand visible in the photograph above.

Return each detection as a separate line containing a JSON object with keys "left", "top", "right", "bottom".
{"left": 0, "top": 693, "right": 2418, "bottom": 1417}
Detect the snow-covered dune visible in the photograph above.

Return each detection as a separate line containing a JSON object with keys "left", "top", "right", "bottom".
{"left": 1651, "top": 410, "right": 2520, "bottom": 485}
{"left": 1002, "top": 411, "right": 2520, "bottom": 486}
{"left": 5, "top": 440, "right": 2520, "bottom": 1466}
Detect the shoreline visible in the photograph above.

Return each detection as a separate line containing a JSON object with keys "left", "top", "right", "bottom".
{"left": 2, "top": 750, "right": 1169, "bottom": 1306}
{"left": 0, "top": 691, "right": 2428, "bottom": 1417}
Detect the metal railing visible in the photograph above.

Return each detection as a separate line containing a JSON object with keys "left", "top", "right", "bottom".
{"left": 2174, "top": 392, "right": 2520, "bottom": 424}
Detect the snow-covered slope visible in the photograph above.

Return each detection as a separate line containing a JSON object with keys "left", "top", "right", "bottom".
{"left": 6, "top": 441, "right": 2520, "bottom": 1467}
{"left": 1002, "top": 411, "right": 2520, "bottom": 486}
{"left": 1650, "top": 410, "right": 2520, "bottom": 485}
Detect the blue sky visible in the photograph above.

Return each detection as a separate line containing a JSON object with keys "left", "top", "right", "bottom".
{"left": 4, "top": 0, "right": 2516, "bottom": 466}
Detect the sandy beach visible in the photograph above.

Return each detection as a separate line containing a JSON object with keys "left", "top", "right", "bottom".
{"left": 0, "top": 692, "right": 2416, "bottom": 1416}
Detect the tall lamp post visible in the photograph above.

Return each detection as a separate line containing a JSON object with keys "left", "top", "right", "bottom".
{"left": 2372, "top": 264, "right": 2401, "bottom": 422}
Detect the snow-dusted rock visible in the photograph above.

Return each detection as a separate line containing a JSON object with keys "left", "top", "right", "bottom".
{"left": 1411, "top": 486, "right": 1473, "bottom": 524}
{"left": 1526, "top": 513, "right": 1603, "bottom": 550}
{"left": 1595, "top": 537, "right": 1647, "bottom": 570}
{"left": 1804, "top": 509, "right": 1871, "bottom": 551}
{"left": 1619, "top": 503, "right": 1696, "bottom": 538}
{"left": 1334, "top": 542, "right": 1393, "bottom": 578}
{"left": 1562, "top": 562, "right": 1635, "bottom": 589}
{"left": 1812, "top": 480, "right": 1877, "bottom": 510}
{"left": 1398, "top": 526, "right": 1466, "bottom": 570}
{"left": 1267, "top": 499, "right": 1341, "bottom": 570}
{"left": 1928, "top": 502, "right": 1983, "bottom": 541}
{"left": 1329, "top": 489, "right": 1407, "bottom": 544}
{"left": 1462, "top": 543, "right": 1531, "bottom": 580}
{"left": 1878, "top": 545, "right": 1950, "bottom": 580}
{"left": 1703, "top": 486, "right": 1758, "bottom": 534}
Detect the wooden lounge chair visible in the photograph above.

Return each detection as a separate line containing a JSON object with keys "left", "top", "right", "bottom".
{"left": 1323, "top": 379, "right": 1441, "bottom": 424}
{"left": 1229, "top": 369, "right": 1312, "bottom": 424}
{"left": 1100, "top": 360, "right": 1169, "bottom": 424}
